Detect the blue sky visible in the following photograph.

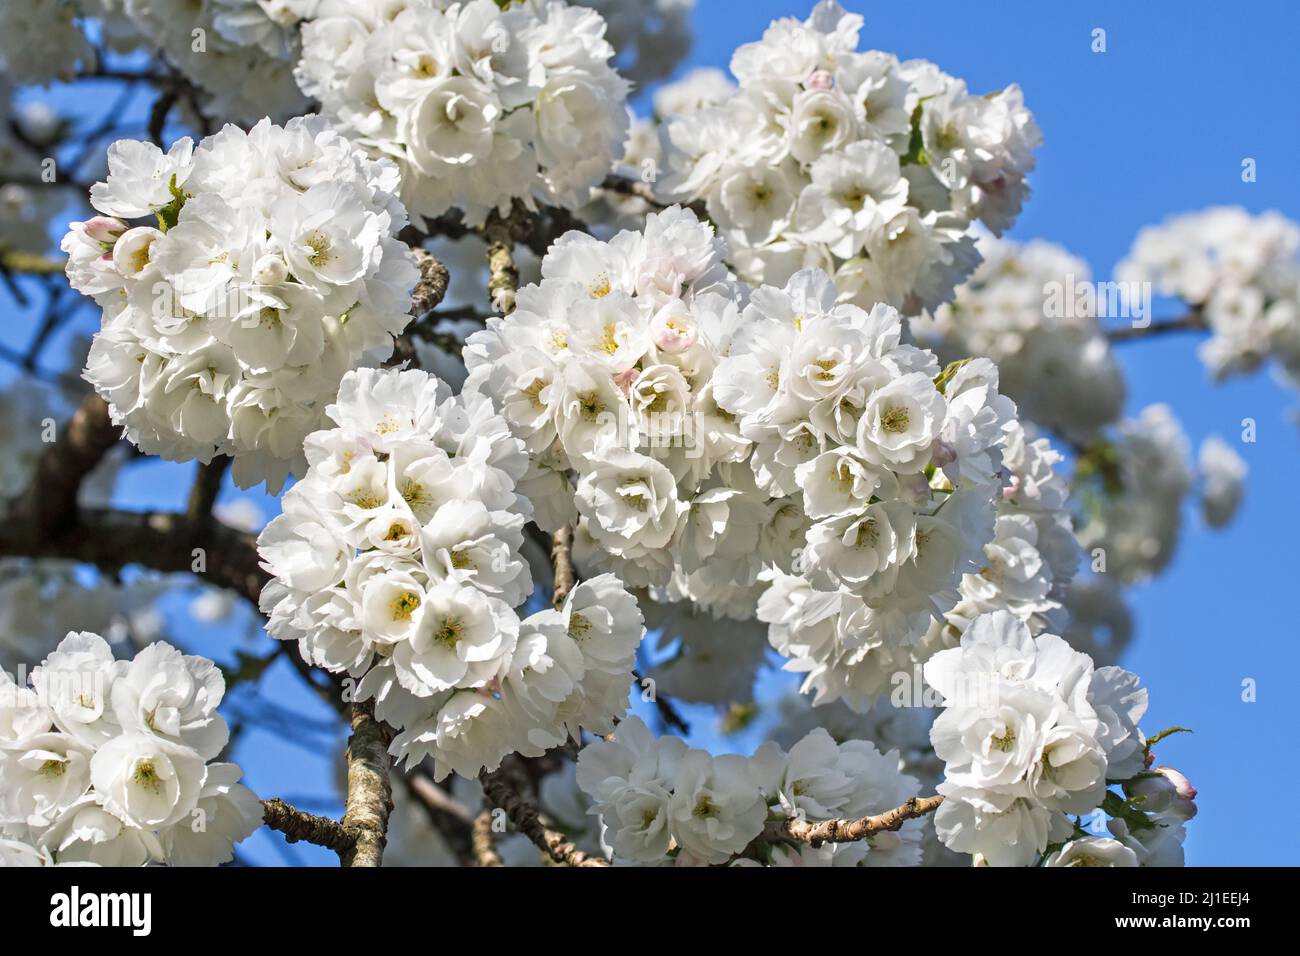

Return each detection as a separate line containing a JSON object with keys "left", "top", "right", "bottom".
{"left": 4, "top": 0, "right": 1297, "bottom": 866}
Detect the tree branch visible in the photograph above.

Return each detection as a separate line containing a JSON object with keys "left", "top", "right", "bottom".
{"left": 600, "top": 173, "right": 668, "bottom": 209}
{"left": 28, "top": 394, "right": 119, "bottom": 536}
{"left": 409, "top": 248, "right": 451, "bottom": 318}
{"left": 0, "top": 507, "right": 268, "bottom": 607}
{"left": 1106, "top": 311, "right": 1205, "bottom": 342}
{"left": 484, "top": 214, "right": 520, "bottom": 316}
{"left": 479, "top": 766, "right": 608, "bottom": 867}
{"left": 261, "top": 798, "right": 354, "bottom": 855}
{"left": 186, "top": 456, "right": 229, "bottom": 527}
{"left": 550, "top": 525, "right": 577, "bottom": 609}
{"left": 0, "top": 251, "right": 66, "bottom": 276}
{"left": 340, "top": 701, "right": 394, "bottom": 867}
{"left": 472, "top": 807, "right": 504, "bottom": 867}
{"left": 632, "top": 669, "right": 691, "bottom": 735}
{"left": 762, "top": 795, "right": 945, "bottom": 847}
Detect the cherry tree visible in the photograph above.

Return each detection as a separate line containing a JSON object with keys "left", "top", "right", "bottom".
{"left": 5, "top": 0, "right": 1283, "bottom": 869}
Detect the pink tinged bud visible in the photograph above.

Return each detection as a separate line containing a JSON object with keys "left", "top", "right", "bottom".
{"left": 83, "top": 216, "right": 127, "bottom": 245}
{"left": 651, "top": 313, "right": 696, "bottom": 353}
{"left": 1144, "top": 750, "right": 1155, "bottom": 769}
{"left": 929, "top": 438, "right": 957, "bottom": 467}
{"left": 613, "top": 367, "right": 639, "bottom": 391}
{"left": 807, "top": 69, "right": 834, "bottom": 91}
{"left": 1155, "top": 766, "right": 1197, "bottom": 801}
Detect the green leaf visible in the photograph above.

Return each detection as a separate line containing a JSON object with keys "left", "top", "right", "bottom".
{"left": 933, "top": 356, "right": 972, "bottom": 394}
{"left": 900, "top": 98, "right": 933, "bottom": 167}
{"left": 1145, "top": 725, "right": 1193, "bottom": 752}
{"left": 153, "top": 174, "right": 188, "bottom": 232}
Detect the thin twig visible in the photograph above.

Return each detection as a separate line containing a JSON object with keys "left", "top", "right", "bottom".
{"left": 472, "top": 807, "right": 504, "bottom": 867}
{"left": 1106, "top": 311, "right": 1205, "bottom": 342}
{"left": 631, "top": 669, "right": 690, "bottom": 735}
{"left": 762, "top": 795, "right": 945, "bottom": 847}
{"left": 261, "top": 798, "right": 354, "bottom": 855}
{"left": 550, "top": 525, "right": 577, "bottom": 609}
{"left": 601, "top": 173, "right": 668, "bottom": 209}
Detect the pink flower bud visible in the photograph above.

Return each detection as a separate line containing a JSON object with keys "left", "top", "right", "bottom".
{"left": 651, "top": 312, "right": 696, "bottom": 353}
{"left": 1155, "top": 766, "right": 1197, "bottom": 801}
{"left": 613, "top": 367, "right": 639, "bottom": 391}
{"left": 83, "top": 216, "right": 126, "bottom": 246}
{"left": 929, "top": 438, "right": 957, "bottom": 467}
{"left": 807, "top": 69, "right": 834, "bottom": 91}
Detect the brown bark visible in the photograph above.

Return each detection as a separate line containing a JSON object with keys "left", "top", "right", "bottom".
{"left": 763, "top": 795, "right": 945, "bottom": 847}
{"left": 340, "top": 701, "right": 394, "bottom": 867}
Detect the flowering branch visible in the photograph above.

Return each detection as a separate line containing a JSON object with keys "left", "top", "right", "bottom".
{"left": 479, "top": 766, "right": 609, "bottom": 867}
{"left": 762, "top": 795, "right": 945, "bottom": 847}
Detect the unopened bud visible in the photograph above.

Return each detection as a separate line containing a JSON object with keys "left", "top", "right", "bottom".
{"left": 929, "top": 438, "right": 957, "bottom": 467}
{"left": 1154, "top": 765, "right": 1197, "bottom": 801}
{"left": 84, "top": 216, "right": 127, "bottom": 246}
{"left": 253, "top": 254, "right": 288, "bottom": 286}
{"left": 807, "top": 69, "right": 834, "bottom": 91}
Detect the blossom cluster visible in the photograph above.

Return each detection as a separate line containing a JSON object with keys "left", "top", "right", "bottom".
{"left": 922, "top": 421, "right": 1080, "bottom": 648}
{"left": 0, "top": 0, "right": 95, "bottom": 85}
{"left": 258, "top": 367, "right": 646, "bottom": 779}
{"left": 575, "top": 715, "right": 922, "bottom": 866}
{"left": 916, "top": 235, "right": 1127, "bottom": 438}
{"left": 0, "top": 563, "right": 168, "bottom": 676}
{"left": 0, "top": 1, "right": 309, "bottom": 122}
{"left": 295, "top": 0, "right": 631, "bottom": 228}
{"left": 0, "top": 632, "right": 261, "bottom": 866}
{"left": 465, "top": 205, "right": 1037, "bottom": 712}
{"left": 584, "top": 0, "right": 695, "bottom": 86}
{"left": 463, "top": 205, "right": 752, "bottom": 588}
{"left": 0, "top": 83, "right": 67, "bottom": 255}
{"left": 733, "top": 276, "right": 1022, "bottom": 711}
{"left": 1117, "top": 206, "right": 1300, "bottom": 381}
{"left": 923, "top": 610, "right": 1187, "bottom": 866}
{"left": 658, "top": 0, "right": 1040, "bottom": 315}
{"left": 108, "top": 0, "right": 311, "bottom": 123}
{"left": 1074, "top": 404, "right": 1245, "bottom": 584}
{"left": 64, "top": 117, "right": 419, "bottom": 492}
